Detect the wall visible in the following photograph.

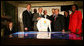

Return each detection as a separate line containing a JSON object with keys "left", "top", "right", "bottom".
{"left": 18, "top": 6, "right": 62, "bottom": 31}
{"left": 17, "top": 1, "right": 83, "bottom": 31}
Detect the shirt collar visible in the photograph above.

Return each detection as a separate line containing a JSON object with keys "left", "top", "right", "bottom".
{"left": 27, "top": 10, "right": 30, "bottom": 13}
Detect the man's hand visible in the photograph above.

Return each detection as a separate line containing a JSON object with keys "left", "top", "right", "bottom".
{"left": 25, "top": 27, "right": 28, "bottom": 31}
{"left": 9, "top": 34, "right": 13, "bottom": 38}
{"left": 37, "top": 17, "right": 41, "bottom": 20}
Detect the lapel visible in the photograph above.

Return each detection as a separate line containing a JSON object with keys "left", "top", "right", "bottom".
{"left": 39, "top": 14, "right": 42, "bottom": 17}
{"left": 28, "top": 11, "right": 31, "bottom": 16}
{"left": 54, "top": 15, "right": 59, "bottom": 21}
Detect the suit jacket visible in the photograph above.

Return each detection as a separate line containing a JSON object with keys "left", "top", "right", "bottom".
{"left": 64, "top": 16, "right": 69, "bottom": 31}
{"left": 22, "top": 10, "right": 33, "bottom": 30}
{"left": 42, "top": 15, "right": 50, "bottom": 19}
{"left": 69, "top": 10, "right": 82, "bottom": 34}
{"left": 32, "top": 13, "right": 39, "bottom": 22}
{"left": 50, "top": 14, "right": 65, "bottom": 31}
{"left": 38, "top": 13, "right": 43, "bottom": 17}
{"left": 33, "top": 13, "right": 43, "bottom": 22}
{"left": 4, "top": 25, "right": 16, "bottom": 36}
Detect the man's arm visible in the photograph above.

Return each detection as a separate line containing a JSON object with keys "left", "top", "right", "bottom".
{"left": 22, "top": 11, "right": 27, "bottom": 28}
{"left": 48, "top": 20, "right": 51, "bottom": 32}
{"left": 22, "top": 11, "right": 28, "bottom": 31}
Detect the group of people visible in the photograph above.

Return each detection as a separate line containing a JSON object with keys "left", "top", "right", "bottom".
{"left": 4, "top": 4, "right": 82, "bottom": 36}
{"left": 22, "top": 4, "right": 82, "bottom": 35}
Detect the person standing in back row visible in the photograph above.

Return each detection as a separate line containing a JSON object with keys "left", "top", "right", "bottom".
{"left": 42, "top": 10, "right": 50, "bottom": 19}
{"left": 49, "top": 8, "right": 55, "bottom": 31}
{"left": 36, "top": 7, "right": 43, "bottom": 20}
{"left": 22, "top": 4, "right": 33, "bottom": 31}
{"left": 69, "top": 4, "right": 82, "bottom": 35}
{"left": 50, "top": 8, "right": 65, "bottom": 32}
{"left": 32, "top": 9, "right": 39, "bottom": 31}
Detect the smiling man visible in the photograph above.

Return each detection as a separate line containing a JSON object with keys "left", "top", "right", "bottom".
{"left": 22, "top": 4, "right": 33, "bottom": 31}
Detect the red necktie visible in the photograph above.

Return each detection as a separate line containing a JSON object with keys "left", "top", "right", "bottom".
{"left": 54, "top": 16, "right": 56, "bottom": 21}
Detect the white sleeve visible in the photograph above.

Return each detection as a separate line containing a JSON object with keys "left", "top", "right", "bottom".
{"left": 37, "top": 20, "right": 41, "bottom": 31}
{"left": 48, "top": 20, "right": 51, "bottom": 32}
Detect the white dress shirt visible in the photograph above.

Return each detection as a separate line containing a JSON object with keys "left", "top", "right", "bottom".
{"left": 44, "top": 15, "right": 47, "bottom": 19}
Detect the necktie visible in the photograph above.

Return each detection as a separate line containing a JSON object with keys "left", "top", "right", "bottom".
{"left": 54, "top": 16, "right": 56, "bottom": 21}
{"left": 39, "top": 14, "right": 42, "bottom": 17}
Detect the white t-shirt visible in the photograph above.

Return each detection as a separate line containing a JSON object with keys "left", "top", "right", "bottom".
{"left": 37, "top": 18, "right": 51, "bottom": 32}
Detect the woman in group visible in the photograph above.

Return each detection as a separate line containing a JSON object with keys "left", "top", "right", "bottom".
{"left": 69, "top": 4, "right": 82, "bottom": 35}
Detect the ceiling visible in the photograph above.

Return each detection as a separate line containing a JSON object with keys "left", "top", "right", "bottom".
{"left": 2, "top": 1, "right": 83, "bottom": 8}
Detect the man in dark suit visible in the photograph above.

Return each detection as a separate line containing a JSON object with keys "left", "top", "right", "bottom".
{"left": 22, "top": 4, "right": 33, "bottom": 31}
{"left": 42, "top": 10, "right": 50, "bottom": 19}
{"left": 50, "top": 8, "right": 65, "bottom": 32}
{"left": 49, "top": 8, "right": 55, "bottom": 31}
{"left": 36, "top": 7, "right": 43, "bottom": 20}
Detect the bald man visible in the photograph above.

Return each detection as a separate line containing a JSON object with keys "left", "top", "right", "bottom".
{"left": 42, "top": 10, "right": 50, "bottom": 19}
